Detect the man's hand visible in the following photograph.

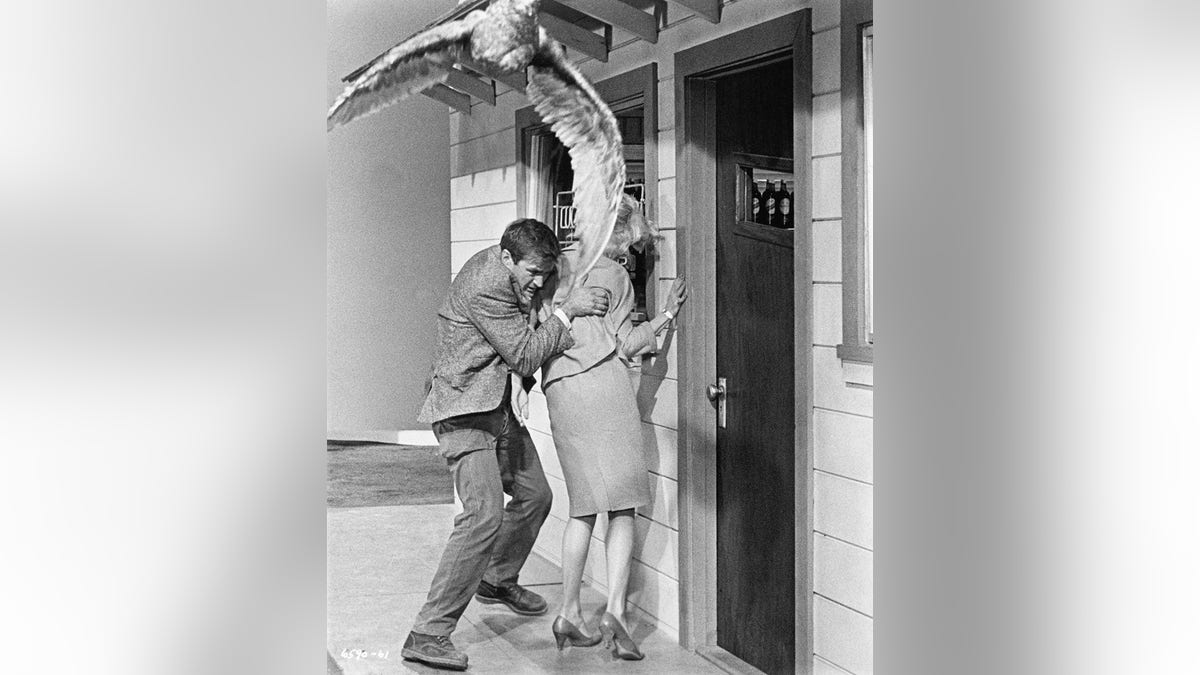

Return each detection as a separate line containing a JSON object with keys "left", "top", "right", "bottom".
{"left": 509, "top": 373, "right": 528, "bottom": 426}
{"left": 560, "top": 286, "right": 610, "bottom": 319}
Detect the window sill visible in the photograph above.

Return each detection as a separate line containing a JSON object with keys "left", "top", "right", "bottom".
{"left": 836, "top": 342, "right": 873, "bottom": 365}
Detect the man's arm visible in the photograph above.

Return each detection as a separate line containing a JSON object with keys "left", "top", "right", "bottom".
{"left": 465, "top": 286, "right": 574, "bottom": 377}
{"left": 465, "top": 283, "right": 611, "bottom": 377}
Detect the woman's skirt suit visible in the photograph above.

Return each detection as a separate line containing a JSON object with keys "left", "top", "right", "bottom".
{"left": 540, "top": 254, "right": 661, "bottom": 518}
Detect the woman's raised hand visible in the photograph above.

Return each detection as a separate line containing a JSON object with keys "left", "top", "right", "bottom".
{"left": 666, "top": 276, "right": 688, "bottom": 316}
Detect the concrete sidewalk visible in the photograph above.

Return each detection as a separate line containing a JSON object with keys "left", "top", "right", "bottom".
{"left": 328, "top": 503, "right": 726, "bottom": 674}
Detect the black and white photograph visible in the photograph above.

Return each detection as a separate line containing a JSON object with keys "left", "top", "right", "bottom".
{"left": 326, "top": 2, "right": 873, "bottom": 673}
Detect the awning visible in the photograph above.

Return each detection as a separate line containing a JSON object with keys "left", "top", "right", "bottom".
{"left": 341, "top": 0, "right": 722, "bottom": 114}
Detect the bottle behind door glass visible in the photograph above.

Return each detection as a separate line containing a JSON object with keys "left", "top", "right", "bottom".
{"left": 758, "top": 179, "right": 775, "bottom": 225}
{"left": 781, "top": 181, "right": 795, "bottom": 228}
{"left": 751, "top": 180, "right": 762, "bottom": 223}
{"left": 770, "top": 180, "right": 788, "bottom": 227}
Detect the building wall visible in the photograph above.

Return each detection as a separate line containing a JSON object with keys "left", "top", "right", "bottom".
{"left": 810, "top": 4, "right": 874, "bottom": 672}
{"left": 446, "top": 2, "right": 871, "bottom": 668}
{"left": 327, "top": 0, "right": 451, "bottom": 438}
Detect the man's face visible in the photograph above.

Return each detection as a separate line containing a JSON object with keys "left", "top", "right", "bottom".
{"left": 501, "top": 248, "right": 555, "bottom": 303}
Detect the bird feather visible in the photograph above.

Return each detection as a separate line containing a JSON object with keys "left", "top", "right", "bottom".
{"left": 327, "top": 13, "right": 484, "bottom": 131}
{"left": 526, "top": 34, "right": 626, "bottom": 288}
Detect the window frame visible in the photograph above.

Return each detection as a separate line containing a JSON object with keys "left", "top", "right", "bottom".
{"left": 838, "top": 0, "right": 874, "bottom": 363}
{"left": 514, "top": 63, "right": 659, "bottom": 315}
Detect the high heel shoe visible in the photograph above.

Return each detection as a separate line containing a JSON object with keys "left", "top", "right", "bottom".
{"left": 599, "top": 612, "right": 644, "bottom": 661}
{"left": 552, "top": 616, "right": 602, "bottom": 651}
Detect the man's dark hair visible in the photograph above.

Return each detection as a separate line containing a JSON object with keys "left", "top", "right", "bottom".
{"left": 500, "top": 218, "right": 561, "bottom": 265}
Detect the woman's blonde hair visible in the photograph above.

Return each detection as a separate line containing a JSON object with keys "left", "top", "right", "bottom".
{"left": 604, "top": 193, "right": 659, "bottom": 259}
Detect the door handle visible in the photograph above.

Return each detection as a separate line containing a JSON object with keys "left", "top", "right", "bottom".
{"left": 707, "top": 377, "right": 727, "bottom": 428}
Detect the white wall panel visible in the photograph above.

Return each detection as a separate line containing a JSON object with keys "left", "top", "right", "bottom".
{"left": 450, "top": 166, "right": 516, "bottom": 209}
{"left": 450, "top": 240, "right": 494, "bottom": 274}
{"left": 658, "top": 127, "right": 676, "bottom": 181}
{"left": 657, "top": 177, "right": 677, "bottom": 230}
{"left": 636, "top": 373, "right": 678, "bottom": 429}
{"left": 812, "top": 155, "right": 842, "bottom": 220}
{"left": 529, "top": 427, "right": 563, "bottom": 480}
{"left": 815, "top": 655, "right": 855, "bottom": 675}
{"left": 628, "top": 558, "right": 680, "bottom": 632}
{"left": 814, "top": 532, "right": 873, "bottom": 616}
{"left": 813, "top": 282, "right": 844, "bottom": 346}
{"left": 545, "top": 472, "right": 572, "bottom": 524}
{"left": 814, "top": 595, "right": 873, "bottom": 674}
{"left": 813, "top": 408, "right": 873, "bottom": 484}
{"left": 812, "top": 221, "right": 842, "bottom": 282}
{"left": 655, "top": 227, "right": 678, "bottom": 278}
{"left": 812, "top": 0, "right": 841, "bottom": 33}
{"left": 450, "top": 201, "right": 516, "bottom": 243}
{"left": 657, "top": 76, "right": 675, "bottom": 132}
{"left": 641, "top": 422, "right": 678, "bottom": 481}
{"left": 813, "top": 92, "right": 842, "bottom": 156}
{"left": 814, "top": 471, "right": 873, "bottom": 550}
{"left": 451, "top": 129, "right": 516, "bottom": 178}
{"left": 812, "top": 26, "right": 840, "bottom": 95}
{"left": 449, "top": 88, "right": 525, "bottom": 145}
{"left": 638, "top": 471, "right": 679, "bottom": 530}
{"left": 813, "top": 346, "right": 873, "bottom": 417}
{"left": 526, "top": 389, "right": 552, "bottom": 435}
{"left": 634, "top": 514, "right": 679, "bottom": 579}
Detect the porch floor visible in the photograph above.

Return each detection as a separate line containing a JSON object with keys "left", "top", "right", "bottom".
{"left": 328, "top": 502, "right": 726, "bottom": 674}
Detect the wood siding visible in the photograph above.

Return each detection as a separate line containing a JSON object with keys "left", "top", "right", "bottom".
{"left": 811, "top": 2, "right": 874, "bottom": 672}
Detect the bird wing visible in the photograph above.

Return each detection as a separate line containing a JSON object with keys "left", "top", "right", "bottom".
{"left": 327, "top": 12, "right": 484, "bottom": 131}
{"left": 527, "top": 33, "right": 626, "bottom": 289}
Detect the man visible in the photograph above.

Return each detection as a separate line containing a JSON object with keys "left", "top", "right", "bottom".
{"left": 401, "top": 218, "right": 610, "bottom": 671}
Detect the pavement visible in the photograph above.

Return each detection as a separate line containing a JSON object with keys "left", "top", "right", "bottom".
{"left": 327, "top": 502, "right": 727, "bottom": 674}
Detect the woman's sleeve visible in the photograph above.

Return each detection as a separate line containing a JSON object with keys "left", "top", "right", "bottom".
{"left": 612, "top": 271, "right": 659, "bottom": 360}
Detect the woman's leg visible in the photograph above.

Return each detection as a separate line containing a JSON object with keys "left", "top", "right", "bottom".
{"left": 604, "top": 508, "right": 636, "bottom": 626}
{"left": 560, "top": 514, "right": 596, "bottom": 625}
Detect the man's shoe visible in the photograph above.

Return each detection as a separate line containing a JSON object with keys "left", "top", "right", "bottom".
{"left": 475, "top": 580, "right": 548, "bottom": 616}
{"left": 400, "top": 632, "right": 468, "bottom": 671}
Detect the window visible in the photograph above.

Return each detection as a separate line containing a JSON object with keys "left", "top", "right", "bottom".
{"left": 515, "top": 64, "right": 659, "bottom": 324}
{"left": 839, "top": 0, "right": 874, "bottom": 363}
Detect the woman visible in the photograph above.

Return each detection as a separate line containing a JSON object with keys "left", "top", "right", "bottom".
{"left": 539, "top": 194, "right": 688, "bottom": 660}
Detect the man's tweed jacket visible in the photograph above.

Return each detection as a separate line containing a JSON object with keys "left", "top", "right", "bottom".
{"left": 418, "top": 245, "right": 575, "bottom": 425}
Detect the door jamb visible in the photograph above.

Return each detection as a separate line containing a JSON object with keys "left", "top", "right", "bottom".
{"left": 674, "top": 10, "right": 814, "bottom": 672}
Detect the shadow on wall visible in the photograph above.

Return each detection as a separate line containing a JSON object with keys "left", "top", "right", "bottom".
{"left": 635, "top": 328, "right": 674, "bottom": 404}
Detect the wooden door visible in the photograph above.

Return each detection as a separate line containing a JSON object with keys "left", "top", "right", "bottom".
{"left": 714, "top": 59, "right": 796, "bottom": 675}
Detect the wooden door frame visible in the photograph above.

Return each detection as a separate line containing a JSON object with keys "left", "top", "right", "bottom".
{"left": 674, "top": 10, "right": 813, "bottom": 673}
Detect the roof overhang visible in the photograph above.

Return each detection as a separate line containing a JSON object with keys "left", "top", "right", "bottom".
{"left": 342, "top": 0, "right": 721, "bottom": 114}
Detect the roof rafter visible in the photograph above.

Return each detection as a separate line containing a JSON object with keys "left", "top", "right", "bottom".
{"left": 445, "top": 67, "right": 496, "bottom": 105}
{"left": 422, "top": 83, "right": 472, "bottom": 115}
{"left": 553, "top": 0, "right": 657, "bottom": 44}
{"left": 669, "top": 0, "right": 720, "bottom": 24}
{"left": 540, "top": 11, "right": 609, "bottom": 62}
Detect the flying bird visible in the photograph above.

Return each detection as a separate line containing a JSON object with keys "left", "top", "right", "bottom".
{"left": 327, "top": 0, "right": 626, "bottom": 288}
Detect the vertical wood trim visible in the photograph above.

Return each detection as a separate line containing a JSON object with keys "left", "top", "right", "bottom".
{"left": 642, "top": 64, "right": 660, "bottom": 317}
{"left": 839, "top": 0, "right": 874, "bottom": 362}
{"left": 792, "top": 11, "right": 815, "bottom": 675}
{"left": 674, "top": 12, "right": 813, "bottom": 664}
{"left": 514, "top": 106, "right": 542, "bottom": 218}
